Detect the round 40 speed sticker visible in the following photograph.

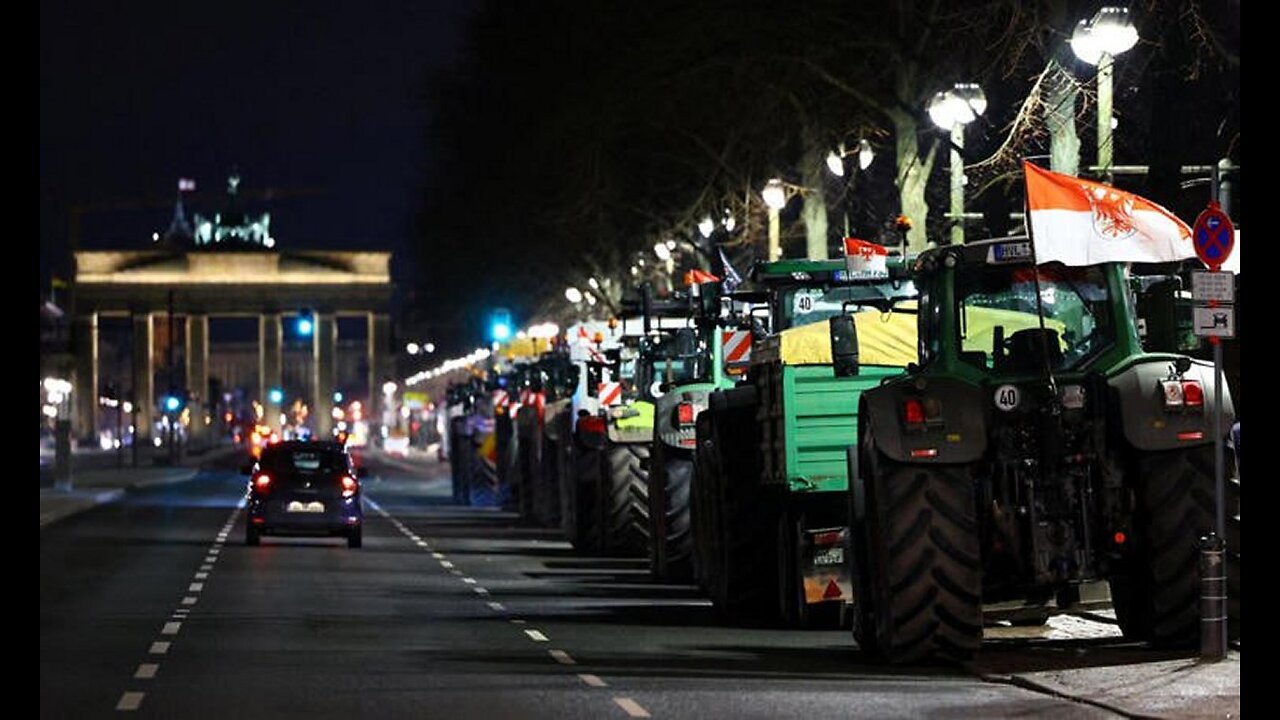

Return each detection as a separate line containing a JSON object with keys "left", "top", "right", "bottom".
{"left": 994, "top": 384, "right": 1020, "bottom": 411}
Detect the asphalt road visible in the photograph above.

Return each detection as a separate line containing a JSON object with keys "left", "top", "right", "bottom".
{"left": 41, "top": 449, "right": 1128, "bottom": 719}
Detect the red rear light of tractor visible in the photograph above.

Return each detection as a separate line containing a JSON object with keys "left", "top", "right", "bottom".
{"left": 676, "top": 402, "right": 695, "bottom": 426}
{"left": 340, "top": 476, "right": 358, "bottom": 498}
{"left": 1181, "top": 380, "right": 1204, "bottom": 408}
{"left": 253, "top": 473, "right": 272, "bottom": 492}
{"left": 577, "top": 415, "right": 607, "bottom": 435}
{"left": 903, "top": 398, "right": 925, "bottom": 427}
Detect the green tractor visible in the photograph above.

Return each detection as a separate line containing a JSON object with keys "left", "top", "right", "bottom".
{"left": 511, "top": 348, "right": 579, "bottom": 528}
{"left": 692, "top": 256, "right": 919, "bottom": 626}
{"left": 847, "top": 237, "right": 1239, "bottom": 662}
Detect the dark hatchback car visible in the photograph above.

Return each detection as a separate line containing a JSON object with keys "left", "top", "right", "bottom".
{"left": 243, "top": 441, "right": 366, "bottom": 548}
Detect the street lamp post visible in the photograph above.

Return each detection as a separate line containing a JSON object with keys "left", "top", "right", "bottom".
{"left": 1071, "top": 7, "right": 1139, "bottom": 185}
{"left": 825, "top": 139, "right": 876, "bottom": 238}
{"left": 761, "top": 179, "right": 787, "bottom": 261}
{"left": 928, "top": 83, "right": 987, "bottom": 245}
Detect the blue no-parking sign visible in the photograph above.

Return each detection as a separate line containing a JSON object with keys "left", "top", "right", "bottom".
{"left": 1193, "top": 201, "right": 1235, "bottom": 270}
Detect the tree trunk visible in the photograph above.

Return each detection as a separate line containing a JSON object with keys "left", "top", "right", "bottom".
{"left": 1045, "top": 60, "right": 1081, "bottom": 175}
{"left": 800, "top": 134, "right": 830, "bottom": 260}
{"left": 890, "top": 109, "right": 932, "bottom": 252}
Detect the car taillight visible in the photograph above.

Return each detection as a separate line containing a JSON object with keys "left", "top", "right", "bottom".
{"left": 253, "top": 473, "right": 272, "bottom": 492}
{"left": 250, "top": 431, "right": 260, "bottom": 444}
{"left": 341, "top": 476, "right": 358, "bottom": 498}
{"left": 269, "top": 433, "right": 280, "bottom": 444}
{"left": 676, "top": 402, "right": 695, "bottom": 426}
{"left": 1182, "top": 380, "right": 1204, "bottom": 408}
{"left": 577, "top": 415, "right": 607, "bottom": 435}
{"left": 903, "top": 398, "right": 925, "bottom": 426}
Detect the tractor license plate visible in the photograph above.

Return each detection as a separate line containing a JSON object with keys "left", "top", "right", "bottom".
{"left": 802, "top": 527, "right": 852, "bottom": 604}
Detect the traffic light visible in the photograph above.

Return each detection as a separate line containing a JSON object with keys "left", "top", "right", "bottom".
{"left": 490, "top": 308, "right": 513, "bottom": 342}
{"left": 296, "top": 308, "right": 315, "bottom": 337}
{"left": 163, "top": 393, "right": 184, "bottom": 412}
{"left": 268, "top": 388, "right": 284, "bottom": 404}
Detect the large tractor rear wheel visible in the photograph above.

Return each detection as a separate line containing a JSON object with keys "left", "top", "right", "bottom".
{"left": 859, "top": 432, "right": 982, "bottom": 662}
{"left": 690, "top": 423, "right": 721, "bottom": 595}
{"left": 648, "top": 442, "right": 695, "bottom": 583}
{"left": 1116, "top": 445, "right": 1240, "bottom": 646}
{"left": 568, "top": 443, "right": 603, "bottom": 553}
{"left": 601, "top": 443, "right": 651, "bottom": 557}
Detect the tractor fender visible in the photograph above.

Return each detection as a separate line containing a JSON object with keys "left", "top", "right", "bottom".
{"left": 542, "top": 399, "right": 573, "bottom": 443}
{"left": 653, "top": 385, "right": 714, "bottom": 451}
{"left": 860, "top": 376, "right": 989, "bottom": 464}
{"left": 1108, "top": 357, "right": 1235, "bottom": 451}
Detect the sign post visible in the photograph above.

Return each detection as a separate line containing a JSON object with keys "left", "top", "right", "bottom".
{"left": 1191, "top": 199, "right": 1235, "bottom": 659}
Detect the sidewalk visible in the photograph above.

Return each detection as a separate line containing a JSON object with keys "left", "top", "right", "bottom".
{"left": 40, "top": 444, "right": 242, "bottom": 528}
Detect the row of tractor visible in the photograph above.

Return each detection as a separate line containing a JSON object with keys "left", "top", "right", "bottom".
{"left": 442, "top": 236, "right": 1239, "bottom": 663}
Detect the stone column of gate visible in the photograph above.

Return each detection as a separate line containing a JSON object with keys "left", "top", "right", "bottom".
{"left": 186, "top": 314, "right": 208, "bottom": 450}
{"left": 259, "top": 313, "right": 283, "bottom": 431}
{"left": 132, "top": 312, "right": 155, "bottom": 445}
{"left": 313, "top": 313, "right": 336, "bottom": 439}
{"left": 368, "top": 312, "right": 391, "bottom": 441}
{"left": 73, "top": 312, "right": 99, "bottom": 445}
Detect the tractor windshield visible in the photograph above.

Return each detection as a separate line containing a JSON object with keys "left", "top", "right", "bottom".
{"left": 956, "top": 263, "right": 1115, "bottom": 373}
{"left": 635, "top": 328, "right": 708, "bottom": 400}
{"left": 778, "top": 280, "right": 917, "bottom": 331}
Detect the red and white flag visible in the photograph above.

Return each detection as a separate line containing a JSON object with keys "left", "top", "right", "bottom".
{"left": 1024, "top": 160, "right": 1194, "bottom": 266}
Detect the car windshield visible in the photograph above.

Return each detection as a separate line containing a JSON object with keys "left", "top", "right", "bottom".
{"left": 260, "top": 448, "right": 349, "bottom": 474}
{"left": 956, "top": 263, "right": 1115, "bottom": 373}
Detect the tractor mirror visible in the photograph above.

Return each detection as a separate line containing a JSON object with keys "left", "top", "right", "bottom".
{"left": 829, "top": 315, "right": 860, "bottom": 377}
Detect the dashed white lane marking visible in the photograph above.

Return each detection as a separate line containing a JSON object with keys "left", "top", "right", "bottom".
{"left": 134, "top": 664, "right": 158, "bottom": 679}
{"left": 203, "top": 556, "right": 216, "bottom": 564}
{"left": 432, "top": 552, "right": 446, "bottom": 559}
{"left": 524, "top": 629, "right": 549, "bottom": 642}
{"left": 440, "top": 560, "right": 455, "bottom": 569}
{"left": 194, "top": 572, "right": 208, "bottom": 580}
{"left": 115, "top": 692, "right": 145, "bottom": 711}
{"left": 148, "top": 642, "right": 170, "bottom": 655}
{"left": 487, "top": 602, "right": 506, "bottom": 612}
{"left": 473, "top": 587, "right": 489, "bottom": 595}
{"left": 188, "top": 583, "right": 204, "bottom": 592}
{"left": 415, "top": 540, "right": 428, "bottom": 547}
{"left": 548, "top": 649, "right": 575, "bottom": 665}
{"left": 462, "top": 577, "right": 477, "bottom": 584}
{"left": 613, "top": 697, "right": 651, "bottom": 718}
{"left": 579, "top": 674, "right": 607, "bottom": 688}
{"left": 161, "top": 622, "right": 181, "bottom": 635}
{"left": 209, "top": 549, "right": 220, "bottom": 555}
{"left": 510, "top": 619, "right": 526, "bottom": 625}
{"left": 200, "top": 565, "right": 213, "bottom": 572}
{"left": 181, "top": 597, "right": 198, "bottom": 605}
{"left": 449, "top": 569, "right": 463, "bottom": 576}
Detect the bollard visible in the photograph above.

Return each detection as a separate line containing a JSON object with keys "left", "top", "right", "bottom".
{"left": 1199, "top": 532, "right": 1227, "bottom": 660}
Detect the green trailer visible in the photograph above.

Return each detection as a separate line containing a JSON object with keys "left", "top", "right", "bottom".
{"left": 692, "top": 257, "right": 918, "bottom": 626}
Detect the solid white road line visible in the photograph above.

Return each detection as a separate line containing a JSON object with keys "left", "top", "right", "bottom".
{"left": 115, "top": 692, "right": 145, "bottom": 711}
{"left": 524, "top": 629, "right": 549, "bottom": 642}
{"left": 578, "top": 674, "right": 607, "bottom": 688}
{"left": 161, "top": 622, "right": 181, "bottom": 635}
{"left": 134, "top": 664, "right": 158, "bottom": 679}
{"left": 148, "top": 642, "right": 170, "bottom": 655}
{"left": 548, "top": 649, "right": 576, "bottom": 665}
{"left": 613, "top": 698, "right": 651, "bottom": 718}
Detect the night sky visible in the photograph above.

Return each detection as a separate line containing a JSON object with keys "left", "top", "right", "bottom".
{"left": 40, "top": 0, "right": 476, "bottom": 298}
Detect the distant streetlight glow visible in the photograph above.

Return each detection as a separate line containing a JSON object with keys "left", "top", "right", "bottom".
{"left": 761, "top": 178, "right": 787, "bottom": 210}
{"left": 826, "top": 150, "right": 845, "bottom": 177}
{"left": 1071, "top": 6, "right": 1137, "bottom": 184}
{"left": 565, "top": 287, "right": 583, "bottom": 303}
{"left": 857, "top": 139, "right": 875, "bottom": 170}
{"left": 406, "top": 342, "right": 420, "bottom": 355}
{"left": 698, "top": 216, "right": 715, "bottom": 238}
{"left": 425, "top": 342, "right": 435, "bottom": 353}
{"left": 653, "top": 242, "right": 672, "bottom": 261}
{"left": 762, "top": 179, "right": 786, "bottom": 262}
{"left": 588, "top": 277, "right": 600, "bottom": 290}
{"left": 383, "top": 381, "right": 397, "bottom": 396}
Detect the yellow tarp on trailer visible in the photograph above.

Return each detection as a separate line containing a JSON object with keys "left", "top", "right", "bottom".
{"left": 777, "top": 306, "right": 918, "bottom": 367}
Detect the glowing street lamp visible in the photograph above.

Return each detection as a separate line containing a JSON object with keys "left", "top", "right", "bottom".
{"left": 565, "top": 287, "right": 583, "bottom": 303}
{"left": 1071, "top": 7, "right": 1138, "bottom": 184}
{"left": 929, "top": 83, "right": 987, "bottom": 244}
{"left": 653, "top": 241, "right": 672, "bottom": 261}
{"left": 761, "top": 178, "right": 787, "bottom": 261}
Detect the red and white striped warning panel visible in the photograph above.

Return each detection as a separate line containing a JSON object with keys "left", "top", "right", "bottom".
{"left": 722, "top": 330, "right": 753, "bottom": 374}
{"left": 597, "top": 382, "right": 623, "bottom": 407}
{"left": 492, "top": 389, "right": 509, "bottom": 408}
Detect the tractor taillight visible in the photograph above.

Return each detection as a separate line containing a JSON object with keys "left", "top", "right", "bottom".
{"left": 1182, "top": 380, "right": 1204, "bottom": 408}
{"left": 676, "top": 402, "right": 695, "bottom": 426}
{"left": 903, "top": 398, "right": 925, "bottom": 426}
{"left": 253, "top": 474, "right": 272, "bottom": 492}
{"left": 577, "top": 416, "right": 607, "bottom": 435}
